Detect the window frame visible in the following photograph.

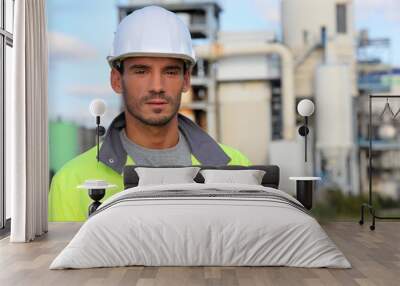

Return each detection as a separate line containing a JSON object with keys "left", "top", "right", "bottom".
{"left": 0, "top": 0, "right": 13, "bottom": 235}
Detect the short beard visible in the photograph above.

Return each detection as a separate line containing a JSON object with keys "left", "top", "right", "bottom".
{"left": 121, "top": 80, "right": 182, "bottom": 127}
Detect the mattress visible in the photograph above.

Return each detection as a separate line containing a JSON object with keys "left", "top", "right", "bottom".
{"left": 49, "top": 183, "right": 351, "bottom": 269}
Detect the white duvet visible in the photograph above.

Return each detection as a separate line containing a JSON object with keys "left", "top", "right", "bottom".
{"left": 50, "top": 183, "right": 351, "bottom": 269}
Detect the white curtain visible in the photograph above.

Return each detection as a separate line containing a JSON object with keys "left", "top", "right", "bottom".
{"left": 7, "top": 0, "right": 49, "bottom": 242}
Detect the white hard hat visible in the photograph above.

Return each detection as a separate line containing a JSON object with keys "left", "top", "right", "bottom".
{"left": 107, "top": 5, "right": 196, "bottom": 69}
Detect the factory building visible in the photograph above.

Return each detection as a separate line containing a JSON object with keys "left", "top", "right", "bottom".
{"left": 117, "top": 0, "right": 361, "bottom": 195}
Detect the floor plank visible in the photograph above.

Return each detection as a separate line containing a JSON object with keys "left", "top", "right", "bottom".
{"left": 0, "top": 221, "right": 399, "bottom": 286}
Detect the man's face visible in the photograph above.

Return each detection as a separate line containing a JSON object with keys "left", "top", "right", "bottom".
{"left": 111, "top": 57, "right": 191, "bottom": 126}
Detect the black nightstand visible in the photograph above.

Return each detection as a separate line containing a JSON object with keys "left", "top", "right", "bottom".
{"left": 289, "top": 177, "right": 321, "bottom": 210}
{"left": 78, "top": 180, "right": 117, "bottom": 216}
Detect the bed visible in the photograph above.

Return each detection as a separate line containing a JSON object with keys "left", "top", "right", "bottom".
{"left": 49, "top": 165, "right": 351, "bottom": 269}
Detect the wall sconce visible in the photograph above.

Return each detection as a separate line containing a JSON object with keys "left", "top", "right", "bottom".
{"left": 297, "top": 99, "right": 315, "bottom": 162}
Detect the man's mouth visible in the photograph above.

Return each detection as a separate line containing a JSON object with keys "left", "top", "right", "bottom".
{"left": 146, "top": 100, "right": 168, "bottom": 106}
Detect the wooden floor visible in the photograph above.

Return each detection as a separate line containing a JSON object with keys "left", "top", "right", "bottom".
{"left": 0, "top": 221, "right": 399, "bottom": 286}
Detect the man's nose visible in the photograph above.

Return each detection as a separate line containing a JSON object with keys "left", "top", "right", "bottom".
{"left": 149, "top": 71, "right": 164, "bottom": 93}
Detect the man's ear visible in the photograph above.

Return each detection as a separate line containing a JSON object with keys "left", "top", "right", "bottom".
{"left": 110, "top": 68, "right": 123, "bottom": 94}
{"left": 182, "top": 68, "right": 191, "bottom": 93}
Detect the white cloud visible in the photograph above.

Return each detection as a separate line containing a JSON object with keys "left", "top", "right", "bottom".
{"left": 245, "top": 0, "right": 400, "bottom": 25}
{"left": 220, "top": 0, "right": 281, "bottom": 27}
{"left": 251, "top": 0, "right": 281, "bottom": 25}
{"left": 355, "top": 0, "right": 400, "bottom": 23}
{"left": 66, "top": 84, "right": 115, "bottom": 98}
{"left": 239, "top": 0, "right": 281, "bottom": 25}
{"left": 49, "top": 31, "right": 98, "bottom": 61}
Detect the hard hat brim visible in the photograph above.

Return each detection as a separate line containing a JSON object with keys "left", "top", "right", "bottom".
{"left": 107, "top": 52, "right": 196, "bottom": 69}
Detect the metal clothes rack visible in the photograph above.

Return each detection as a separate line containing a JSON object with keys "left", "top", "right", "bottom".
{"left": 360, "top": 94, "right": 400, "bottom": 230}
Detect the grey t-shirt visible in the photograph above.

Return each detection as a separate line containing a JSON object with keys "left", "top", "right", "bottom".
{"left": 119, "top": 129, "right": 192, "bottom": 166}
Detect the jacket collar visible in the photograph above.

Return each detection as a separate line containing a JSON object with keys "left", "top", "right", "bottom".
{"left": 98, "top": 112, "right": 230, "bottom": 173}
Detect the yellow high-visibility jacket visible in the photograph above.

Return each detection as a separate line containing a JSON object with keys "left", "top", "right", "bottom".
{"left": 48, "top": 113, "right": 251, "bottom": 221}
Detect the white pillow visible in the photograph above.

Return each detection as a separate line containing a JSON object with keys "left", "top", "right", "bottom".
{"left": 136, "top": 167, "right": 201, "bottom": 186}
{"left": 200, "top": 169, "right": 266, "bottom": 185}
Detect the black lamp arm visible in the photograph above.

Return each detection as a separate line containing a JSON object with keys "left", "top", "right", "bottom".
{"left": 297, "top": 116, "right": 309, "bottom": 162}
{"left": 305, "top": 116, "right": 308, "bottom": 162}
{"left": 95, "top": 116, "right": 107, "bottom": 162}
{"left": 96, "top": 116, "right": 100, "bottom": 162}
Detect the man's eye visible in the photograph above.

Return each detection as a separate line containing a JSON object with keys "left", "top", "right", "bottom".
{"left": 134, "top": 70, "right": 146, "bottom": 74}
{"left": 166, "top": 70, "right": 179, "bottom": 75}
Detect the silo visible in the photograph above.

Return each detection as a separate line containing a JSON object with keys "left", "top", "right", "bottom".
{"left": 315, "top": 64, "right": 352, "bottom": 148}
{"left": 281, "top": 0, "right": 336, "bottom": 56}
{"left": 218, "top": 82, "right": 271, "bottom": 165}
{"left": 315, "top": 63, "right": 355, "bottom": 192}
{"left": 281, "top": 0, "right": 357, "bottom": 96}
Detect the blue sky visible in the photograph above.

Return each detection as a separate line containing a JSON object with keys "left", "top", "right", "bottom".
{"left": 46, "top": 0, "right": 400, "bottom": 125}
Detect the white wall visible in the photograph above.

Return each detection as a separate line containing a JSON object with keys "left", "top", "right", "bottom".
{"left": 269, "top": 129, "right": 314, "bottom": 195}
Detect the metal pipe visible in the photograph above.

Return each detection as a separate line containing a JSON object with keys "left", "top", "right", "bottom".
{"left": 194, "top": 42, "right": 296, "bottom": 140}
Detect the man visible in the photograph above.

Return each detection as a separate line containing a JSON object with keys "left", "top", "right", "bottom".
{"left": 48, "top": 6, "right": 251, "bottom": 221}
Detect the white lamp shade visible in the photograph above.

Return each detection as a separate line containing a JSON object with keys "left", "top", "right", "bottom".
{"left": 379, "top": 124, "right": 396, "bottom": 140}
{"left": 89, "top": 99, "right": 107, "bottom": 117}
{"left": 297, "top": 99, "right": 315, "bottom": 117}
